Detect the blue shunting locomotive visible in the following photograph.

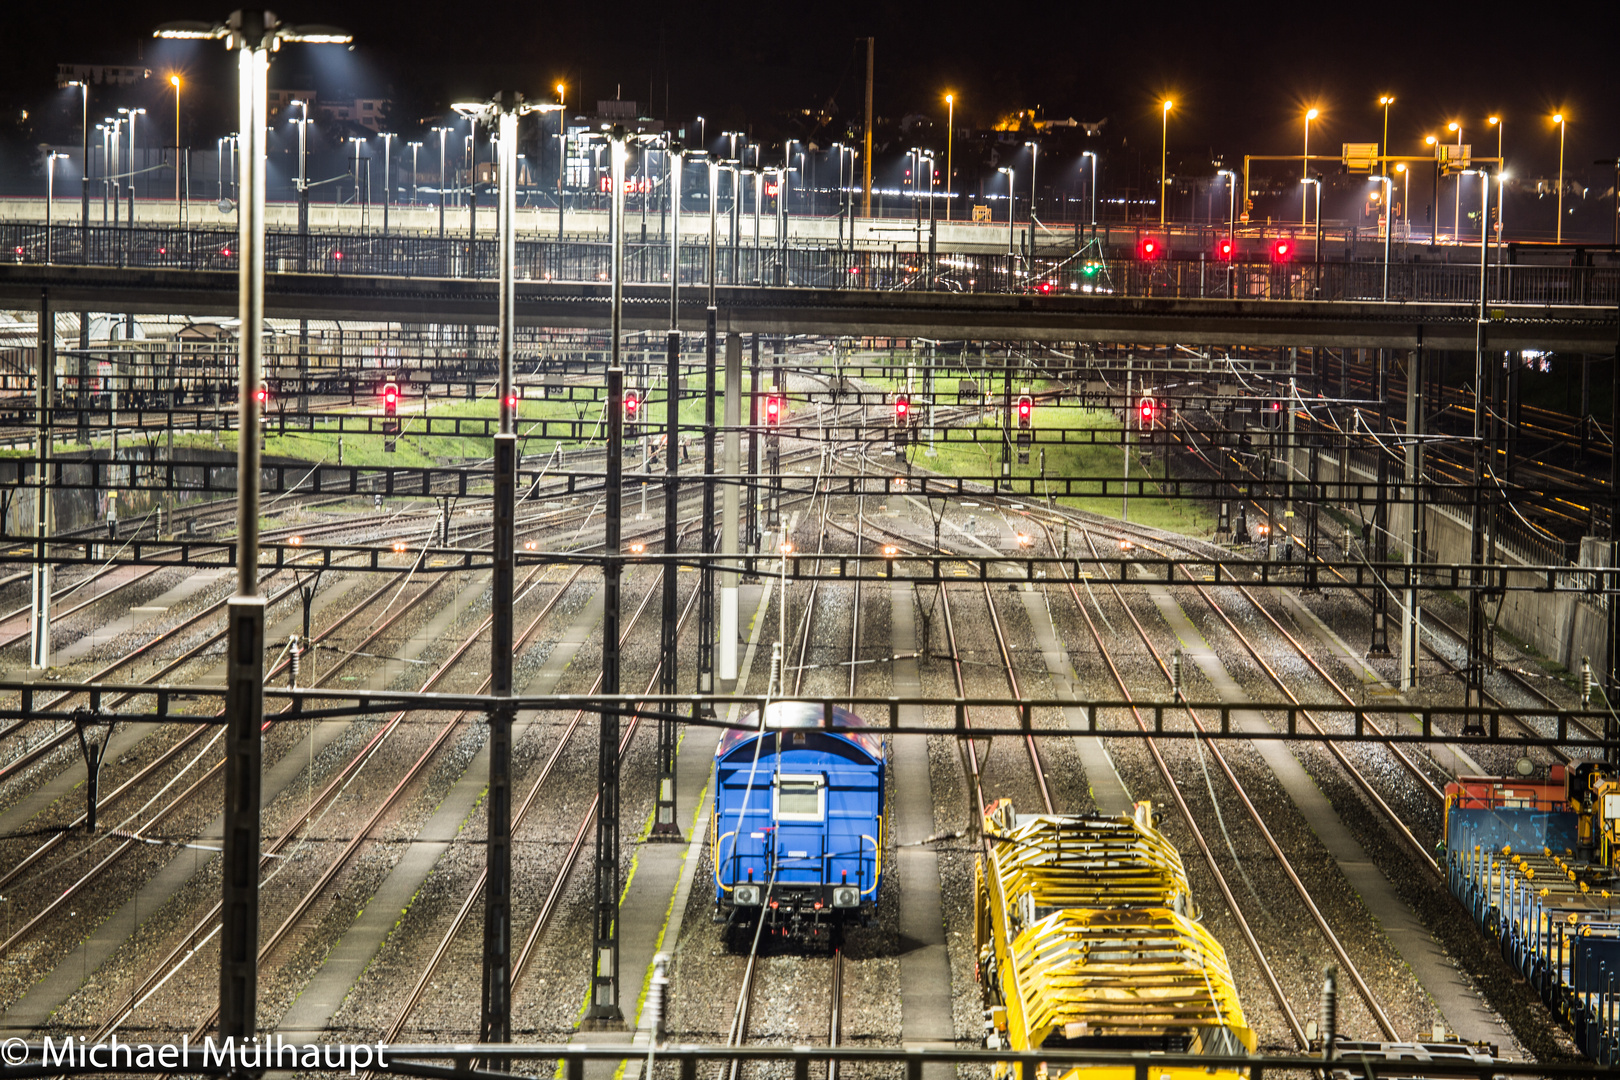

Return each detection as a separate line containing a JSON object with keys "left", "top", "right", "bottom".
{"left": 710, "top": 701, "right": 886, "bottom": 945}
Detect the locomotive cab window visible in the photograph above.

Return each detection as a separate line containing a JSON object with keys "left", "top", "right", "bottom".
{"left": 773, "top": 774, "right": 825, "bottom": 822}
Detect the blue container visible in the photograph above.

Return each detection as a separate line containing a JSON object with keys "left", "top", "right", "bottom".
{"left": 711, "top": 701, "right": 886, "bottom": 945}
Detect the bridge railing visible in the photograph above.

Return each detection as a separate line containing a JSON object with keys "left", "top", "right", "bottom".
{"left": 5, "top": 222, "right": 1617, "bottom": 306}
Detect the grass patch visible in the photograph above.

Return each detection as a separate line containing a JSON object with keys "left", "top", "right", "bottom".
{"left": 913, "top": 404, "right": 1216, "bottom": 535}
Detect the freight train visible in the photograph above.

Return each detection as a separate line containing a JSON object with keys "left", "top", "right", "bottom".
{"left": 710, "top": 701, "right": 885, "bottom": 946}
{"left": 1443, "top": 762, "right": 1620, "bottom": 1063}
{"left": 975, "top": 799, "right": 1255, "bottom": 1077}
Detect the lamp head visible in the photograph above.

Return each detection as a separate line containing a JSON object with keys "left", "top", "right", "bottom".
{"left": 1379, "top": 95, "right": 1394, "bottom": 106}
{"left": 1425, "top": 135, "right": 1438, "bottom": 146}
{"left": 1488, "top": 116, "right": 1499, "bottom": 126}
{"left": 169, "top": 75, "right": 180, "bottom": 88}
{"left": 1553, "top": 112, "right": 1564, "bottom": 124}
{"left": 1306, "top": 108, "right": 1318, "bottom": 121}
{"left": 1396, "top": 163, "right": 1407, "bottom": 173}
{"left": 1448, "top": 121, "right": 1459, "bottom": 133}
{"left": 1162, "top": 100, "right": 1173, "bottom": 112}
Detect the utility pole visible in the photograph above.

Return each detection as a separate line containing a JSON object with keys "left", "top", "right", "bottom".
{"left": 1463, "top": 171, "right": 1493, "bottom": 735}
{"left": 456, "top": 90, "right": 549, "bottom": 1047}
{"left": 696, "top": 158, "right": 719, "bottom": 718}
{"left": 720, "top": 332, "right": 742, "bottom": 682}
{"left": 653, "top": 144, "right": 682, "bottom": 840}
{"left": 29, "top": 290, "right": 53, "bottom": 670}
{"left": 1401, "top": 339, "right": 1425, "bottom": 692}
{"left": 585, "top": 126, "right": 630, "bottom": 1029}
{"left": 153, "top": 8, "right": 351, "bottom": 1045}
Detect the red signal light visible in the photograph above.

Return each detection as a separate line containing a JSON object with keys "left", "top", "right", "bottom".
{"left": 765, "top": 396, "right": 782, "bottom": 425}
{"left": 1016, "top": 395, "right": 1032, "bottom": 429}
{"left": 384, "top": 381, "right": 399, "bottom": 416}
{"left": 1138, "top": 396, "right": 1155, "bottom": 429}
{"left": 1272, "top": 238, "right": 1292, "bottom": 261}
{"left": 1215, "top": 238, "right": 1235, "bottom": 260}
{"left": 894, "top": 394, "right": 911, "bottom": 423}
{"left": 254, "top": 383, "right": 269, "bottom": 404}
{"left": 1138, "top": 236, "right": 1162, "bottom": 260}
{"left": 505, "top": 394, "right": 518, "bottom": 409}
{"left": 624, "top": 390, "right": 640, "bottom": 417}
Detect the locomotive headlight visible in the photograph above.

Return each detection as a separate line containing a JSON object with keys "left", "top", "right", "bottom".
{"left": 832, "top": 885, "right": 860, "bottom": 909}
{"left": 734, "top": 885, "right": 761, "bottom": 906}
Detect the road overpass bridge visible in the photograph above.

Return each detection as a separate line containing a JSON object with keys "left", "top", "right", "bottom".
{"left": 0, "top": 262, "right": 1612, "bottom": 352}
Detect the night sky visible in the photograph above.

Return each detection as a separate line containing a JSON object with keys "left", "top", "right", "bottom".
{"left": 4, "top": 0, "right": 1617, "bottom": 225}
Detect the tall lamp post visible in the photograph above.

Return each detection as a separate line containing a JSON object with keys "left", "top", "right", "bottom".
{"left": 1160, "top": 100, "right": 1172, "bottom": 225}
{"left": 170, "top": 75, "right": 182, "bottom": 215}
{"left": 999, "top": 166, "right": 1015, "bottom": 259}
{"left": 1302, "top": 107, "right": 1318, "bottom": 225}
{"left": 1301, "top": 176, "right": 1322, "bottom": 263}
{"left": 447, "top": 90, "right": 562, "bottom": 1044}
{"left": 1488, "top": 116, "right": 1503, "bottom": 242}
{"left": 154, "top": 10, "right": 351, "bottom": 1047}
{"left": 407, "top": 140, "right": 422, "bottom": 205}
{"left": 944, "top": 92, "right": 955, "bottom": 221}
{"left": 1448, "top": 121, "right": 1464, "bottom": 240}
{"left": 1378, "top": 95, "right": 1395, "bottom": 174}
{"left": 379, "top": 131, "right": 396, "bottom": 234}
{"left": 1217, "top": 168, "right": 1236, "bottom": 292}
{"left": 1025, "top": 140, "right": 1040, "bottom": 228}
{"left": 45, "top": 152, "right": 66, "bottom": 263}
{"left": 1396, "top": 163, "right": 1409, "bottom": 239}
{"left": 119, "top": 106, "right": 145, "bottom": 226}
{"left": 1369, "top": 174, "right": 1393, "bottom": 299}
{"left": 66, "top": 80, "right": 89, "bottom": 259}
{"left": 1425, "top": 135, "right": 1440, "bottom": 246}
{"left": 1553, "top": 112, "right": 1566, "bottom": 244}
{"left": 1082, "top": 150, "right": 1099, "bottom": 230}
{"left": 434, "top": 126, "right": 451, "bottom": 239}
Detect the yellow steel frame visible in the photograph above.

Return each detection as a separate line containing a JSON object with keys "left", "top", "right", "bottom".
{"left": 976, "top": 801, "right": 1255, "bottom": 1078}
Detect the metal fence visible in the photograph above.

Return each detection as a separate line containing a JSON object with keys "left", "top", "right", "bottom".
{"left": 5, "top": 222, "right": 1618, "bottom": 306}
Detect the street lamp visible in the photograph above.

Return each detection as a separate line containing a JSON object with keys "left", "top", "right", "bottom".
{"left": 944, "top": 92, "right": 954, "bottom": 221}
{"left": 1448, "top": 121, "right": 1464, "bottom": 240}
{"left": 1025, "top": 140, "right": 1040, "bottom": 226}
{"left": 1425, "top": 134, "right": 1440, "bottom": 246}
{"left": 379, "top": 132, "right": 397, "bottom": 234}
{"left": 999, "top": 166, "right": 1015, "bottom": 259}
{"left": 1217, "top": 168, "right": 1236, "bottom": 295}
{"left": 1378, "top": 95, "right": 1395, "bottom": 174}
{"left": 119, "top": 106, "right": 145, "bottom": 225}
{"left": 1302, "top": 107, "right": 1318, "bottom": 225}
{"left": 407, "top": 140, "right": 422, "bottom": 205}
{"left": 1301, "top": 176, "right": 1322, "bottom": 264}
{"left": 1395, "top": 163, "right": 1408, "bottom": 240}
{"left": 1160, "top": 100, "right": 1172, "bottom": 225}
{"left": 45, "top": 151, "right": 66, "bottom": 262}
{"left": 154, "top": 9, "right": 352, "bottom": 1046}
{"left": 65, "top": 80, "right": 89, "bottom": 257}
{"left": 434, "top": 125, "right": 451, "bottom": 238}
{"left": 170, "top": 75, "right": 182, "bottom": 213}
{"left": 347, "top": 136, "right": 366, "bottom": 220}
{"left": 1082, "top": 150, "right": 1098, "bottom": 229}
{"left": 1553, "top": 112, "right": 1566, "bottom": 244}
{"left": 1369, "top": 174, "right": 1393, "bottom": 299}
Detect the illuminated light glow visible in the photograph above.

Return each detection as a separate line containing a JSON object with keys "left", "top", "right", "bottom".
{"left": 1306, "top": 108, "right": 1318, "bottom": 120}
{"left": 289, "top": 535, "right": 302, "bottom": 546}
{"left": 333, "top": 250, "right": 343, "bottom": 260}
{"left": 505, "top": 394, "right": 518, "bottom": 409}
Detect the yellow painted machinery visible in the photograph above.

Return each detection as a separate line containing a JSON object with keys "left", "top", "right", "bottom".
{"left": 975, "top": 799, "right": 1255, "bottom": 1079}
